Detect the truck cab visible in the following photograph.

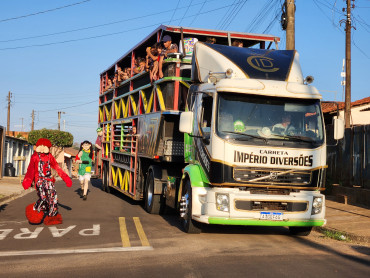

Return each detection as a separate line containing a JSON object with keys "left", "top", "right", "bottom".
{"left": 179, "top": 42, "right": 328, "bottom": 235}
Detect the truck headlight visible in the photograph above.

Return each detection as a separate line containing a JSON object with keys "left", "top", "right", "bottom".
{"left": 312, "top": 197, "right": 323, "bottom": 215}
{"left": 216, "top": 193, "right": 229, "bottom": 212}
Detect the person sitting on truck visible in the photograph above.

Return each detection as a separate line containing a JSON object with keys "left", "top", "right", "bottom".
{"left": 206, "top": 37, "right": 216, "bottom": 44}
{"left": 158, "top": 35, "right": 178, "bottom": 79}
{"left": 133, "top": 57, "right": 146, "bottom": 75}
{"left": 146, "top": 42, "right": 162, "bottom": 83}
{"left": 105, "top": 78, "right": 113, "bottom": 91}
{"left": 116, "top": 66, "right": 125, "bottom": 83}
{"left": 124, "top": 67, "right": 131, "bottom": 79}
{"left": 272, "top": 113, "right": 295, "bottom": 135}
{"left": 232, "top": 40, "right": 243, "bottom": 48}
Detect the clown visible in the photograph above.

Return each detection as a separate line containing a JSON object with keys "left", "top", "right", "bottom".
{"left": 23, "top": 138, "right": 72, "bottom": 225}
{"left": 76, "top": 141, "right": 94, "bottom": 200}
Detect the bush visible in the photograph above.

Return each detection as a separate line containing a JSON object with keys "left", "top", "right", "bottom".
{"left": 28, "top": 129, "right": 73, "bottom": 147}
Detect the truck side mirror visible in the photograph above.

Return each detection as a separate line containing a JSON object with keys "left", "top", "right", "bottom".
{"left": 180, "top": 111, "right": 194, "bottom": 134}
{"left": 333, "top": 117, "right": 344, "bottom": 140}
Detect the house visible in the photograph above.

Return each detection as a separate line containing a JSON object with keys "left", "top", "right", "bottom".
{"left": 64, "top": 147, "right": 79, "bottom": 178}
{"left": 322, "top": 97, "right": 370, "bottom": 126}
{"left": 1, "top": 133, "right": 33, "bottom": 178}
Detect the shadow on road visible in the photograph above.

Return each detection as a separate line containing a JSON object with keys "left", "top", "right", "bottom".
{"left": 0, "top": 204, "right": 8, "bottom": 212}
{"left": 291, "top": 233, "right": 370, "bottom": 267}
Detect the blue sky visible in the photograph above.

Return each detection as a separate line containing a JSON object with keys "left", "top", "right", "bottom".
{"left": 0, "top": 0, "right": 369, "bottom": 143}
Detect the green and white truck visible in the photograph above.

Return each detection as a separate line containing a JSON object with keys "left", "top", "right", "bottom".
{"left": 98, "top": 25, "right": 343, "bottom": 235}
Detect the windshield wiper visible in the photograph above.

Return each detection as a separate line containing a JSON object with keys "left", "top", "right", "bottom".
{"left": 221, "top": 131, "right": 267, "bottom": 143}
{"left": 271, "top": 134, "right": 315, "bottom": 143}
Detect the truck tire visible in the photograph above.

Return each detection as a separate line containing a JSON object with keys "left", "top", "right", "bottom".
{"left": 144, "top": 171, "right": 161, "bottom": 214}
{"left": 103, "top": 163, "right": 110, "bottom": 193}
{"left": 181, "top": 180, "right": 201, "bottom": 234}
{"left": 289, "top": 226, "right": 312, "bottom": 236}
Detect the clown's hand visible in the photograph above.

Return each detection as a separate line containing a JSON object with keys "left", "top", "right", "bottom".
{"left": 65, "top": 178, "right": 72, "bottom": 188}
{"left": 22, "top": 178, "right": 33, "bottom": 190}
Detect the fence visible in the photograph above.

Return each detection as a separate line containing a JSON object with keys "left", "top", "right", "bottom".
{"left": 327, "top": 124, "right": 370, "bottom": 189}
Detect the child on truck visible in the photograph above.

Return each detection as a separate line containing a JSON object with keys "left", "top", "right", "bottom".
{"left": 146, "top": 42, "right": 162, "bottom": 83}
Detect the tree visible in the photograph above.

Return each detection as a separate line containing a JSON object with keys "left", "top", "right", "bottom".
{"left": 28, "top": 129, "right": 73, "bottom": 147}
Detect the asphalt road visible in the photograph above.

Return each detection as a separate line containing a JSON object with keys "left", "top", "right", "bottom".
{"left": 0, "top": 179, "right": 369, "bottom": 278}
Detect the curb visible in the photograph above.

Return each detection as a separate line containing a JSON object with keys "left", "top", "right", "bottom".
{"left": 0, "top": 188, "right": 34, "bottom": 206}
{"left": 314, "top": 226, "right": 370, "bottom": 245}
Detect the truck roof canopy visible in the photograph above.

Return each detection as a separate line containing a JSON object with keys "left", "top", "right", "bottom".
{"left": 101, "top": 25, "right": 280, "bottom": 76}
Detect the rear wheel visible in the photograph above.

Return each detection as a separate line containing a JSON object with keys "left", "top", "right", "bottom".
{"left": 102, "top": 163, "right": 110, "bottom": 193}
{"left": 144, "top": 171, "right": 161, "bottom": 214}
{"left": 181, "top": 180, "right": 201, "bottom": 234}
{"left": 289, "top": 226, "right": 312, "bottom": 236}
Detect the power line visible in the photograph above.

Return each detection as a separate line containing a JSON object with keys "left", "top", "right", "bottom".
{"left": 36, "top": 100, "right": 96, "bottom": 113}
{"left": 245, "top": 0, "right": 277, "bottom": 33}
{"left": 219, "top": 0, "right": 243, "bottom": 30}
{"left": 220, "top": 0, "right": 244, "bottom": 30}
{"left": 0, "top": 4, "right": 236, "bottom": 51}
{"left": 313, "top": 0, "right": 369, "bottom": 59}
{"left": 169, "top": 0, "right": 181, "bottom": 25}
{"left": 178, "top": 0, "right": 194, "bottom": 25}
{"left": 0, "top": 0, "right": 221, "bottom": 43}
{"left": 217, "top": 0, "right": 238, "bottom": 29}
{"left": 0, "top": 0, "right": 91, "bottom": 23}
{"left": 223, "top": 0, "right": 248, "bottom": 30}
{"left": 189, "top": 0, "right": 208, "bottom": 26}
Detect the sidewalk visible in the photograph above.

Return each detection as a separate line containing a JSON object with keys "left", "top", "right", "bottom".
{"left": 0, "top": 177, "right": 34, "bottom": 205}
{"left": 0, "top": 177, "right": 369, "bottom": 244}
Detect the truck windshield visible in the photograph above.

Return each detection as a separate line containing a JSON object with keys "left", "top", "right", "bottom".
{"left": 216, "top": 93, "right": 324, "bottom": 146}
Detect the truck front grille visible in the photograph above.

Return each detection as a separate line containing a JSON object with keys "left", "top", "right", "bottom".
{"left": 233, "top": 167, "right": 312, "bottom": 186}
{"left": 235, "top": 200, "right": 308, "bottom": 212}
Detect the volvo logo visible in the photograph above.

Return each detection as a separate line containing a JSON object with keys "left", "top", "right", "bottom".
{"left": 269, "top": 172, "right": 278, "bottom": 180}
{"left": 247, "top": 56, "right": 279, "bottom": 73}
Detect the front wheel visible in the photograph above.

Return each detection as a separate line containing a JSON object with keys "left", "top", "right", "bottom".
{"left": 289, "top": 226, "right": 312, "bottom": 236}
{"left": 181, "top": 180, "right": 201, "bottom": 234}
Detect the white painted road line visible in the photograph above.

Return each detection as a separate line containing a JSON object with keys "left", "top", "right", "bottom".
{"left": 0, "top": 246, "right": 153, "bottom": 257}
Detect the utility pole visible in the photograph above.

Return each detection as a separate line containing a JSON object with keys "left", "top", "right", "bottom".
{"left": 20, "top": 117, "right": 24, "bottom": 132}
{"left": 31, "top": 110, "right": 35, "bottom": 131}
{"left": 344, "top": 0, "right": 353, "bottom": 128}
{"left": 58, "top": 111, "right": 65, "bottom": 130}
{"left": 6, "top": 91, "right": 12, "bottom": 132}
{"left": 286, "top": 0, "right": 295, "bottom": 50}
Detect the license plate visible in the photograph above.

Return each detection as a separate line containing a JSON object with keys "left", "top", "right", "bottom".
{"left": 260, "top": 212, "right": 283, "bottom": 221}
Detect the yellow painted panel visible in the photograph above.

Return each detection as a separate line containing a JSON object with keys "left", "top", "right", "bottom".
{"left": 129, "top": 95, "right": 137, "bottom": 115}
{"left": 121, "top": 99, "right": 126, "bottom": 119}
{"left": 115, "top": 100, "right": 121, "bottom": 119}
{"left": 146, "top": 89, "right": 154, "bottom": 114}
{"left": 156, "top": 85, "right": 166, "bottom": 111}
{"left": 99, "top": 107, "right": 104, "bottom": 122}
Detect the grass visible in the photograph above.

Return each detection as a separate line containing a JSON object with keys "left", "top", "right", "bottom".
{"left": 322, "top": 229, "right": 350, "bottom": 242}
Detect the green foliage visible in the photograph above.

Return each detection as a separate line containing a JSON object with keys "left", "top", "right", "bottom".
{"left": 16, "top": 134, "right": 26, "bottom": 140}
{"left": 28, "top": 129, "right": 73, "bottom": 147}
